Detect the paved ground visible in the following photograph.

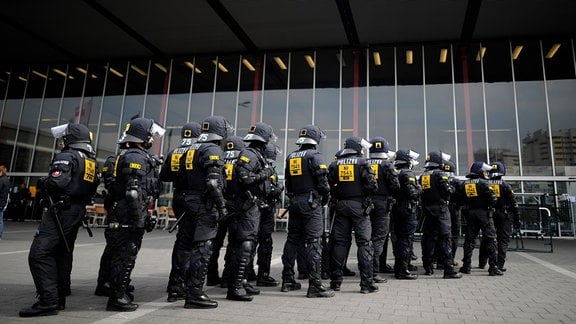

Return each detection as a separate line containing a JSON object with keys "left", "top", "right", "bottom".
{"left": 1, "top": 221, "right": 575, "bottom": 323}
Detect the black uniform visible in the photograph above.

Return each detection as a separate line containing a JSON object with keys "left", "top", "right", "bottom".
{"left": 174, "top": 140, "right": 226, "bottom": 308}
{"left": 419, "top": 166, "right": 460, "bottom": 278}
{"left": 327, "top": 141, "right": 378, "bottom": 293}
{"left": 456, "top": 162, "right": 500, "bottom": 275}
{"left": 20, "top": 124, "right": 98, "bottom": 317}
{"left": 478, "top": 177, "right": 520, "bottom": 271}
{"left": 366, "top": 157, "right": 400, "bottom": 279}
{"left": 282, "top": 144, "right": 333, "bottom": 297}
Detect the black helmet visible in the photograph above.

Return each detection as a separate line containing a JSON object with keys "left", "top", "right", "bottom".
{"left": 490, "top": 161, "right": 506, "bottom": 178}
{"left": 198, "top": 116, "right": 233, "bottom": 142}
{"left": 296, "top": 125, "right": 325, "bottom": 145}
{"left": 51, "top": 123, "right": 94, "bottom": 151}
{"left": 369, "top": 136, "right": 391, "bottom": 159}
{"left": 469, "top": 161, "right": 492, "bottom": 178}
{"left": 243, "top": 122, "right": 276, "bottom": 143}
{"left": 181, "top": 122, "right": 201, "bottom": 139}
{"left": 424, "top": 151, "right": 451, "bottom": 169}
{"left": 264, "top": 143, "right": 282, "bottom": 161}
{"left": 394, "top": 149, "right": 420, "bottom": 167}
{"left": 443, "top": 160, "right": 456, "bottom": 174}
{"left": 118, "top": 118, "right": 165, "bottom": 144}
{"left": 341, "top": 136, "right": 371, "bottom": 156}
{"left": 225, "top": 135, "right": 246, "bottom": 151}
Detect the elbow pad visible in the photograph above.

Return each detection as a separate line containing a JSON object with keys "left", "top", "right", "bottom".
{"left": 125, "top": 177, "right": 143, "bottom": 211}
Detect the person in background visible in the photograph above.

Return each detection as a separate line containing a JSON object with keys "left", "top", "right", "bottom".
{"left": 0, "top": 165, "right": 10, "bottom": 240}
{"left": 14, "top": 183, "right": 31, "bottom": 222}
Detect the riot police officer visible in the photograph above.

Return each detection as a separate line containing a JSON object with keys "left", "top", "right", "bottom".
{"left": 442, "top": 159, "right": 462, "bottom": 267}
{"left": 419, "top": 152, "right": 462, "bottom": 279}
{"left": 328, "top": 136, "right": 378, "bottom": 294}
{"left": 366, "top": 137, "right": 400, "bottom": 283}
{"left": 478, "top": 161, "right": 520, "bottom": 272}
{"left": 208, "top": 135, "right": 246, "bottom": 287}
{"left": 456, "top": 161, "right": 501, "bottom": 276}
{"left": 391, "top": 149, "right": 421, "bottom": 280}
{"left": 173, "top": 116, "right": 230, "bottom": 308}
{"left": 281, "top": 125, "right": 334, "bottom": 298}
{"left": 20, "top": 123, "right": 99, "bottom": 317}
{"left": 105, "top": 118, "right": 164, "bottom": 312}
{"left": 253, "top": 142, "right": 284, "bottom": 287}
{"left": 226, "top": 122, "right": 275, "bottom": 302}
{"left": 159, "top": 121, "right": 202, "bottom": 302}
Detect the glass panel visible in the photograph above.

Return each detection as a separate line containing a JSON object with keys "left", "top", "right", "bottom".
{"left": 82, "top": 63, "right": 106, "bottom": 165}
{"left": 341, "top": 49, "right": 368, "bottom": 142}
{"left": 190, "top": 56, "right": 216, "bottom": 121}
{"left": 213, "top": 55, "right": 240, "bottom": 128}
{"left": 237, "top": 54, "right": 262, "bottom": 137}
{"left": 397, "top": 45, "right": 425, "bottom": 173}
{"left": 61, "top": 64, "right": 85, "bottom": 126}
{"left": 368, "top": 46, "right": 395, "bottom": 148}
{"left": 145, "top": 58, "right": 170, "bottom": 155}
{"left": 424, "top": 44, "right": 458, "bottom": 171}
{"left": 163, "top": 58, "right": 194, "bottom": 156}
{"left": 513, "top": 40, "right": 552, "bottom": 176}
{"left": 315, "top": 49, "right": 341, "bottom": 160}
{"left": 483, "top": 41, "right": 520, "bottom": 176}
{"left": 122, "top": 60, "right": 148, "bottom": 127}
{"left": 454, "top": 43, "right": 486, "bottom": 173}
{"left": 1, "top": 65, "right": 27, "bottom": 170}
{"left": 543, "top": 39, "right": 576, "bottom": 174}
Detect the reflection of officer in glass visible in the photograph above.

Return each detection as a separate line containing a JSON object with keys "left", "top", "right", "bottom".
{"left": 281, "top": 125, "right": 334, "bottom": 298}
{"left": 105, "top": 118, "right": 165, "bottom": 312}
{"left": 391, "top": 149, "right": 421, "bottom": 280}
{"left": 419, "top": 152, "right": 462, "bottom": 279}
{"left": 20, "top": 123, "right": 98, "bottom": 317}
{"left": 209, "top": 136, "right": 246, "bottom": 287}
{"left": 226, "top": 122, "right": 275, "bottom": 302}
{"left": 328, "top": 136, "right": 378, "bottom": 294}
{"left": 478, "top": 161, "right": 520, "bottom": 272}
{"left": 366, "top": 137, "right": 400, "bottom": 283}
{"left": 456, "top": 161, "right": 500, "bottom": 276}
{"left": 173, "top": 116, "right": 230, "bottom": 309}
{"left": 159, "top": 122, "right": 202, "bottom": 302}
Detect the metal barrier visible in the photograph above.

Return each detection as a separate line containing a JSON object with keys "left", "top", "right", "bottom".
{"left": 511, "top": 205, "right": 554, "bottom": 253}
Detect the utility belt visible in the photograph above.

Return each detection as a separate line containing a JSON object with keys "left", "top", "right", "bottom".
{"left": 337, "top": 196, "right": 364, "bottom": 203}
{"left": 179, "top": 189, "right": 205, "bottom": 196}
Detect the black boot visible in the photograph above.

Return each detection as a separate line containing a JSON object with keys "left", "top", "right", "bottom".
{"left": 185, "top": 240, "right": 218, "bottom": 308}
{"left": 184, "top": 293, "right": 218, "bottom": 309}
{"left": 95, "top": 282, "right": 113, "bottom": 297}
{"left": 443, "top": 270, "right": 463, "bottom": 279}
{"left": 226, "top": 241, "right": 254, "bottom": 301}
{"left": 342, "top": 266, "right": 356, "bottom": 276}
{"left": 394, "top": 258, "right": 417, "bottom": 280}
{"left": 488, "top": 266, "right": 504, "bottom": 276}
{"left": 106, "top": 294, "right": 138, "bottom": 312}
{"left": 167, "top": 288, "right": 186, "bottom": 303}
{"left": 423, "top": 264, "right": 434, "bottom": 276}
{"left": 206, "top": 273, "right": 221, "bottom": 286}
{"left": 58, "top": 297, "right": 66, "bottom": 310}
{"left": 281, "top": 278, "right": 302, "bottom": 292}
{"left": 459, "top": 263, "right": 471, "bottom": 274}
{"left": 373, "top": 274, "right": 387, "bottom": 283}
{"left": 360, "top": 282, "right": 379, "bottom": 294}
{"left": 307, "top": 280, "right": 335, "bottom": 298}
{"left": 380, "top": 263, "right": 395, "bottom": 273}
{"left": 19, "top": 301, "right": 59, "bottom": 317}
{"left": 256, "top": 273, "right": 279, "bottom": 287}
{"left": 243, "top": 280, "right": 260, "bottom": 295}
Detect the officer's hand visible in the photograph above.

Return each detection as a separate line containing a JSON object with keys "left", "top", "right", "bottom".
{"left": 217, "top": 207, "right": 229, "bottom": 222}
{"left": 145, "top": 214, "right": 157, "bottom": 232}
{"left": 321, "top": 194, "right": 330, "bottom": 207}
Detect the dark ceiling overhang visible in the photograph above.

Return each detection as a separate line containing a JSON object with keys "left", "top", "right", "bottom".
{"left": 0, "top": 0, "right": 575, "bottom": 64}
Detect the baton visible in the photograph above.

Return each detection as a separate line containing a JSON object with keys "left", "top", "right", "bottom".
{"left": 47, "top": 196, "right": 71, "bottom": 253}
{"left": 168, "top": 212, "right": 186, "bottom": 233}
{"left": 82, "top": 217, "right": 94, "bottom": 237}
{"left": 92, "top": 223, "right": 132, "bottom": 229}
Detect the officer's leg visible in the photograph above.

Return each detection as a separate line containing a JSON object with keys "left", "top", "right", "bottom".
{"left": 420, "top": 211, "right": 436, "bottom": 275}
{"left": 329, "top": 212, "right": 351, "bottom": 290}
{"left": 477, "top": 229, "right": 488, "bottom": 268}
{"left": 206, "top": 219, "right": 227, "bottom": 286}
{"left": 107, "top": 232, "right": 140, "bottom": 312}
{"left": 370, "top": 199, "right": 388, "bottom": 283}
{"left": 353, "top": 210, "right": 377, "bottom": 293}
{"left": 256, "top": 207, "right": 277, "bottom": 286}
{"left": 184, "top": 240, "right": 217, "bottom": 308}
{"left": 281, "top": 212, "right": 303, "bottom": 292}
{"left": 450, "top": 207, "right": 461, "bottom": 265}
{"left": 460, "top": 211, "right": 480, "bottom": 274}
{"left": 480, "top": 213, "right": 502, "bottom": 276}
{"left": 226, "top": 239, "right": 255, "bottom": 301}
{"left": 497, "top": 213, "right": 512, "bottom": 271}
{"left": 167, "top": 212, "right": 195, "bottom": 302}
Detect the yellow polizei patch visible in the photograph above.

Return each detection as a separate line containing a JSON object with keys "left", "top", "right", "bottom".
{"left": 338, "top": 164, "right": 355, "bottom": 181}
{"left": 84, "top": 159, "right": 96, "bottom": 182}
{"left": 129, "top": 162, "right": 142, "bottom": 170}
{"left": 209, "top": 155, "right": 220, "bottom": 160}
{"left": 290, "top": 158, "right": 302, "bottom": 176}
{"left": 171, "top": 153, "right": 182, "bottom": 172}
{"left": 421, "top": 174, "right": 431, "bottom": 189}
{"left": 490, "top": 184, "right": 501, "bottom": 197}
{"left": 319, "top": 164, "right": 327, "bottom": 169}
{"left": 240, "top": 156, "right": 250, "bottom": 163}
{"left": 370, "top": 164, "right": 379, "bottom": 179}
{"left": 465, "top": 183, "right": 478, "bottom": 197}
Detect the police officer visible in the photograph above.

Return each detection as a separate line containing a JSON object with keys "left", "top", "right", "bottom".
{"left": 456, "top": 161, "right": 501, "bottom": 276}
{"left": 477, "top": 161, "right": 520, "bottom": 272}
{"left": 226, "top": 122, "right": 275, "bottom": 301}
{"left": 281, "top": 125, "right": 334, "bottom": 298}
{"left": 328, "top": 136, "right": 378, "bottom": 294}
{"left": 173, "top": 116, "right": 230, "bottom": 308}
{"left": 441, "top": 159, "right": 462, "bottom": 268}
{"left": 419, "top": 152, "right": 462, "bottom": 279}
{"left": 366, "top": 137, "right": 400, "bottom": 283}
{"left": 209, "top": 135, "right": 245, "bottom": 287}
{"left": 20, "top": 123, "right": 99, "bottom": 317}
{"left": 253, "top": 142, "right": 284, "bottom": 287}
{"left": 105, "top": 118, "right": 164, "bottom": 312}
{"left": 159, "top": 121, "right": 202, "bottom": 302}
{"left": 391, "top": 149, "right": 421, "bottom": 280}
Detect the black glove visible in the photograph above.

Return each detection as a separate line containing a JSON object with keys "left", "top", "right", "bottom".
{"left": 321, "top": 194, "right": 330, "bottom": 207}
{"left": 217, "top": 206, "right": 229, "bottom": 223}
{"left": 145, "top": 214, "right": 157, "bottom": 232}
{"left": 363, "top": 198, "right": 374, "bottom": 216}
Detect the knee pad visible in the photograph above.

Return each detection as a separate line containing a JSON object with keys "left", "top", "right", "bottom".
{"left": 241, "top": 240, "right": 254, "bottom": 254}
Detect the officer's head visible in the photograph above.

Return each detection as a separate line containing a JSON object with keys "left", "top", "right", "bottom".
{"left": 443, "top": 159, "right": 456, "bottom": 175}
{"left": 424, "top": 151, "right": 451, "bottom": 169}
{"left": 51, "top": 123, "right": 94, "bottom": 152}
{"left": 296, "top": 125, "right": 325, "bottom": 146}
{"left": 264, "top": 143, "right": 282, "bottom": 162}
{"left": 243, "top": 122, "right": 276, "bottom": 145}
{"left": 118, "top": 118, "right": 165, "bottom": 149}
{"left": 490, "top": 161, "right": 506, "bottom": 179}
{"left": 340, "top": 136, "right": 371, "bottom": 157}
{"left": 468, "top": 161, "right": 492, "bottom": 179}
{"left": 224, "top": 135, "right": 246, "bottom": 152}
{"left": 369, "top": 136, "right": 392, "bottom": 159}
{"left": 180, "top": 121, "right": 202, "bottom": 143}
{"left": 394, "top": 149, "right": 420, "bottom": 169}
{"left": 198, "top": 116, "right": 233, "bottom": 143}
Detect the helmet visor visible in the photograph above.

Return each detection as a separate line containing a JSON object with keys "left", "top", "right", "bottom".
{"left": 50, "top": 124, "right": 69, "bottom": 139}
{"left": 441, "top": 152, "right": 451, "bottom": 161}
{"left": 150, "top": 122, "right": 166, "bottom": 139}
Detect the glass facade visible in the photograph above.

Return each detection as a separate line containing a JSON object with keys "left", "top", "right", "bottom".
{"left": 1, "top": 39, "right": 576, "bottom": 231}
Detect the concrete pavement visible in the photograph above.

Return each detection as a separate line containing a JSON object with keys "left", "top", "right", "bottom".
{"left": 1, "top": 221, "right": 575, "bottom": 323}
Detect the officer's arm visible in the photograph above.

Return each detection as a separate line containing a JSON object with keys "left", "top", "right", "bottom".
{"left": 43, "top": 152, "right": 74, "bottom": 197}
{"left": 385, "top": 165, "right": 401, "bottom": 198}
{"left": 361, "top": 162, "right": 378, "bottom": 195}
{"left": 205, "top": 165, "right": 227, "bottom": 212}
{"left": 237, "top": 155, "right": 271, "bottom": 185}
{"left": 125, "top": 175, "right": 144, "bottom": 215}
{"left": 310, "top": 153, "right": 330, "bottom": 196}
{"left": 158, "top": 152, "right": 173, "bottom": 182}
